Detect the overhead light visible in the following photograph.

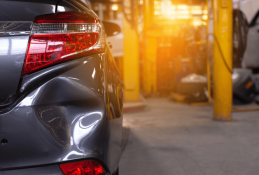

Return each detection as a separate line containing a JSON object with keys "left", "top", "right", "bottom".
{"left": 111, "top": 4, "right": 118, "bottom": 11}
{"left": 177, "top": 5, "right": 188, "bottom": 10}
{"left": 193, "top": 20, "right": 202, "bottom": 26}
{"left": 202, "top": 15, "right": 208, "bottom": 20}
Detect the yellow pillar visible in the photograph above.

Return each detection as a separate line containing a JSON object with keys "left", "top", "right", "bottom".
{"left": 213, "top": 0, "right": 233, "bottom": 121}
{"left": 123, "top": 15, "right": 140, "bottom": 102}
{"left": 143, "top": 37, "right": 157, "bottom": 93}
{"left": 206, "top": 0, "right": 212, "bottom": 104}
{"left": 142, "top": 0, "right": 157, "bottom": 94}
{"left": 144, "top": 0, "right": 151, "bottom": 29}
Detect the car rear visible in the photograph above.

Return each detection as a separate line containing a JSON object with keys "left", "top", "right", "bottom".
{"left": 0, "top": 0, "right": 123, "bottom": 174}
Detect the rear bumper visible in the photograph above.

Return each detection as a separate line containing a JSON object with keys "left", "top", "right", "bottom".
{"left": 0, "top": 165, "right": 63, "bottom": 175}
{"left": 0, "top": 164, "right": 112, "bottom": 175}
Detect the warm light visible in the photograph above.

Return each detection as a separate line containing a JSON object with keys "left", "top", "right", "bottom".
{"left": 190, "top": 6, "right": 202, "bottom": 14}
{"left": 170, "top": 11, "right": 176, "bottom": 15}
{"left": 191, "top": 10, "right": 203, "bottom": 14}
{"left": 153, "top": 2, "right": 207, "bottom": 22}
{"left": 171, "top": 5, "right": 176, "bottom": 10}
{"left": 139, "top": 0, "right": 143, "bottom": 5}
{"left": 193, "top": 20, "right": 202, "bottom": 26}
{"left": 177, "top": 9, "right": 189, "bottom": 19}
{"left": 202, "top": 15, "right": 208, "bottom": 20}
{"left": 154, "top": 11, "right": 160, "bottom": 15}
{"left": 111, "top": 4, "right": 118, "bottom": 11}
{"left": 177, "top": 15, "right": 190, "bottom": 19}
{"left": 154, "top": 0, "right": 159, "bottom": 5}
{"left": 177, "top": 5, "right": 188, "bottom": 10}
{"left": 177, "top": 10, "right": 189, "bottom": 15}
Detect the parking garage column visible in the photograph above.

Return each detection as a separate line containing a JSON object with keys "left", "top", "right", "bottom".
{"left": 123, "top": 10, "right": 140, "bottom": 102}
{"left": 213, "top": 0, "right": 233, "bottom": 121}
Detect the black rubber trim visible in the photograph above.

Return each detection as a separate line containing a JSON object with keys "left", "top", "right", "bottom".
{"left": 55, "top": 0, "right": 62, "bottom": 13}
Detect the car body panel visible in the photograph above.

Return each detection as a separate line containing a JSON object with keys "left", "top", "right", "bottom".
{"left": 0, "top": 52, "right": 122, "bottom": 173}
{"left": 0, "top": 0, "right": 56, "bottom": 106}
{"left": 0, "top": 36, "right": 29, "bottom": 106}
{"left": 57, "top": 0, "right": 96, "bottom": 16}
{"left": 0, "top": 0, "right": 57, "bottom": 21}
{"left": 0, "top": 165, "right": 63, "bottom": 175}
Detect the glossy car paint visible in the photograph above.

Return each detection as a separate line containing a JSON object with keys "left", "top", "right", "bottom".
{"left": 0, "top": 0, "right": 57, "bottom": 105}
{"left": 0, "top": 0, "right": 123, "bottom": 174}
{"left": 0, "top": 0, "right": 59, "bottom": 106}
{"left": 0, "top": 165, "right": 63, "bottom": 175}
{"left": 0, "top": 36, "right": 29, "bottom": 106}
{"left": 0, "top": 0, "right": 57, "bottom": 21}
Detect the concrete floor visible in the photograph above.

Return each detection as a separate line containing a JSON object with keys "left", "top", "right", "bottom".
{"left": 120, "top": 98, "right": 259, "bottom": 175}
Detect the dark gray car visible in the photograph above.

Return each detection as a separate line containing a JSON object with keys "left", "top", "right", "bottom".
{"left": 0, "top": 0, "right": 123, "bottom": 174}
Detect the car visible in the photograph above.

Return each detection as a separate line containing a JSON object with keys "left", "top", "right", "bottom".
{"left": 0, "top": 0, "right": 123, "bottom": 175}
{"left": 103, "top": 20, "right": 124, "bottom": 57}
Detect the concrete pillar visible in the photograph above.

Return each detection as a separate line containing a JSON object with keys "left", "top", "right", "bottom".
{"left": 123, "top": 15, "right": 140, "bottom": 102}
{"left": 213, "top": 0, "right": 233, "bottom": 121}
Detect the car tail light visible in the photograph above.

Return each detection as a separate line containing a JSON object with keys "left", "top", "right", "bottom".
{"left": 22, "top": 12, "right": 105, "bottom": 75}
{"left": 59, "top": 160, "right": 105, "bottom": 175}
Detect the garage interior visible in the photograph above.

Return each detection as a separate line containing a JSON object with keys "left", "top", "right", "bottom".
{"left": 90, "top": 0, "right": 259, "bottom": 174}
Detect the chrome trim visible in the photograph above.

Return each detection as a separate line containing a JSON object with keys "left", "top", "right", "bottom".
{"left": 31, "top": 23, "right": 100, "bottom": 34}
{"left": 0, "top": 31, "right": 31, "bottom": 36}
{"left": 0, "top": 22, "right": 32, "bottom": 36}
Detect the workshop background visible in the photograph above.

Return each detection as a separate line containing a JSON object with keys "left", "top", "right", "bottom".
{"left": 91, "top": 0, "right": 259, "bottom": 174}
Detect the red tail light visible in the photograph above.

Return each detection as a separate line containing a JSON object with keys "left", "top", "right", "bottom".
{"left": 59, "top": 160, "right": 104, "bottom": 175}
{"left": 22, "top": 12, "right": 105, "bottom": 75}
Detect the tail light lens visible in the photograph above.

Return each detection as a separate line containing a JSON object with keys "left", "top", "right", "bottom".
{"left": 59, "top": 160, "right": 105, "bottom": 175}
{"left": 22, "top": 12, "right": 105, "bottom": 75}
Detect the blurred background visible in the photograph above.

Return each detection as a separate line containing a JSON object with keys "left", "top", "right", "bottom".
{"left": 87, "top": 0, "right": 259, "bottom": 107}
{"left": 88, "top": 0, "right": 259, "bottom": 174}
